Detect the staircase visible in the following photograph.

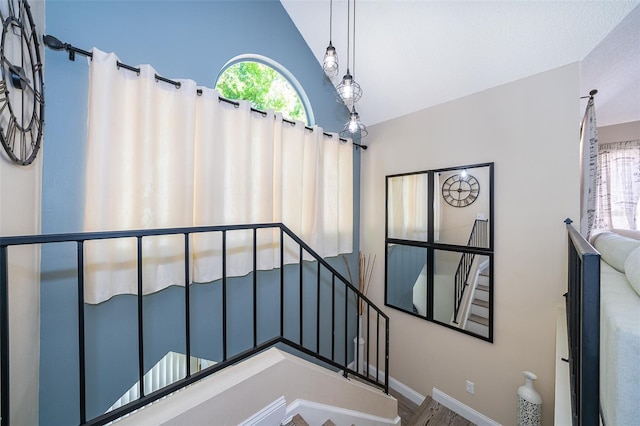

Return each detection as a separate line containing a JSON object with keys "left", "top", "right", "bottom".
{"left": 0, "top": 223, "right": 390, "bottom": 426}
{"left": 464, "top": 261, "right": 490, "bottom": 338}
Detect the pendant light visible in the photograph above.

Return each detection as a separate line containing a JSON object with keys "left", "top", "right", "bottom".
{"left": 340, "top": 106, "right": 368, "bottom": 138}
{"left": 335, "top": 0, "right": 362, "bottom": 104}
{"left": 322, "top": 0, "right": 339, "bottom": 77}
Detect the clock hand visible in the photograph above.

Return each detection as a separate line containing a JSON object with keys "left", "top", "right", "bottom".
{"left": 2, "top": 56, "right": 32, "bottom": 87}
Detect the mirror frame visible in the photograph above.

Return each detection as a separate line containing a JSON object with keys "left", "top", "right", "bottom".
{"left": 384, "top": 162, "right": 494, "bottom": 342}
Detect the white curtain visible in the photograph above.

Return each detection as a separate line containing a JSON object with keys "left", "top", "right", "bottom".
{"left": 579, "top": 98, "right": 598, "bottom": 238}
{"left": 595, "top": 139, "right": 640, "bottom": 231}
{"left": 387, "top": 174, "right": 428, "bottom": 241}
{"left": 83, "top": 49, "right": 353, "bottom": 304}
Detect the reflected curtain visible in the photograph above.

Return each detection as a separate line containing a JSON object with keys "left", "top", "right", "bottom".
{"left": 387, "top": 174, "right": 428, "bottom": 240}
{"left": 595, "top": 139, "right": 640, "bottom": 230}
{"left": 579, "top": 97, "right": 598, "bottom": 238}
{"left": 83, "top": 49, "right": 353, "bottom": 304}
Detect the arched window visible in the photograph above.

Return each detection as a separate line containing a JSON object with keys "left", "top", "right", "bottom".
{"left": 215, "top": 56, "right": 312, "bottom": 125}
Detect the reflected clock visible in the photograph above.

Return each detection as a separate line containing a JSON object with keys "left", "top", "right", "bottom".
{"left": 0, "top": 0, "right": 44, "bottom": 166}
{"left": 442, "top": 173, "right": 480, "bottom": 207}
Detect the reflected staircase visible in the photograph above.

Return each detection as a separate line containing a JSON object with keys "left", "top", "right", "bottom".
{"left": 464, "top": 260, "right": 490, "bottom": 338}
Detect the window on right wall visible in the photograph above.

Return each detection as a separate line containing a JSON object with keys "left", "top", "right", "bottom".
{"left": 595, "top": 139, "right": 640, "bottom": 230}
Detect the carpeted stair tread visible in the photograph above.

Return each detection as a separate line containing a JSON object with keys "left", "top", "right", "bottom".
{"left": 468, "top": 313, "right": 489, "bottom": 326}
{"left": 285, "top": 413, "right": 309, "bottom": 426}
{"left": 471, "top": 298, "right": 489, "bottom": 308}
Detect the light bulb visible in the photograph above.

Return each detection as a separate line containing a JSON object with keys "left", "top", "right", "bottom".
{"left": 348, "top": 116, "right": 359, "bottom": 133}
{"left": 322, "top": 43, "right": 338, "bottom": 77}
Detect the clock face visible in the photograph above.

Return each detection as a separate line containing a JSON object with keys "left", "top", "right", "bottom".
{"left": 0, "top": 0, "right": 44, "bottom": 166}
{"left": 442, "top": 173, "right": 480, "bottom": 207}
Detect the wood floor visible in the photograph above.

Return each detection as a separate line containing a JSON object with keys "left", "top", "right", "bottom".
{"left": 390, "top": 387, "right": 475, "bottom": 426}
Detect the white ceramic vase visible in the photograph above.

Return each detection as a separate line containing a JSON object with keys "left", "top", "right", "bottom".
{"left": 517, "top": 371, "right": 542, "bottom": 426}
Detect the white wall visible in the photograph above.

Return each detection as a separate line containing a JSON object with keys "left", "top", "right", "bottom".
{"left": 598, "top": 120, "right": 640, "bottom": 144}
{"left": 0, "top": 2, "right": 44, "bottom": 423}
{"left": 360, "top": 63, "right": 580, "bottom": 425}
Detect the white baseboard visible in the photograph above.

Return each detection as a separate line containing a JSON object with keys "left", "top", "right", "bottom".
{"left": 345, "top": 363, "right": 499, "bottom": 426}
{"left": 238, "top": 396, "right": 287, "bottom": 426}
{"left": 363, "top": 363, "right": 426, "bottom": 406}
{"left": 432, "top": 388, "right": 501, "bottom": 426}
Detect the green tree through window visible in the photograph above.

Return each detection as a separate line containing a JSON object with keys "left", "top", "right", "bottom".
{"left": 216, "top": 61, "right": 307, "bottom": 124}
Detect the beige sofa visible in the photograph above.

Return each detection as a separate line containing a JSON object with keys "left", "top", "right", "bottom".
{"left": 589, "top": 229, "right": 640, "bottom": 426}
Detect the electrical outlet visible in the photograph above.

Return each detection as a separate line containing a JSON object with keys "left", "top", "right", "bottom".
{"left": 466, "top": 380, "right": 475, "bottom": 394}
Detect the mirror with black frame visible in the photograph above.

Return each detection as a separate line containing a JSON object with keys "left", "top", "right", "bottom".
{"left": 385, "top": 162, "right": 494, "bottom": 341}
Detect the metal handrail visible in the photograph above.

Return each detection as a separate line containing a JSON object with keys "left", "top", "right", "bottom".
{"left": 453, "top": 219, "right": 488, "bottom": 321}
{"left": 1, "top": 223, "right": 389, "bottom": 426}
{"left": 564, "top": 219, "right": 600, "bottom": 426}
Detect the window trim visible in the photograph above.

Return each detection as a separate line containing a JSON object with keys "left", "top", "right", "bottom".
{"left": 215, "top": 54, "right": 315, "bottom": 126}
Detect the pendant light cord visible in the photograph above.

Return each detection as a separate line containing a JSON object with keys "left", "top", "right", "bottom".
{"left": 353, "top": 0, "right": 356, "bottom": 78}
{"left": 346, "top": 0, "right": 350, "bottom": 71}
{"left": 329, "top": 0, "right": 333, "bottom": 43}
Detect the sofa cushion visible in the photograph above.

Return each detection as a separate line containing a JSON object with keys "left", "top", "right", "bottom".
{"left": 591, "top": 231, "right": 640, "bottom": 273}
{"left": 624, "top": 246, "right": 640, "bottom": 297}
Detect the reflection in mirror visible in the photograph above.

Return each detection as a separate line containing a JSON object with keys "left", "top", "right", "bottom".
{"left": 385, "top": 162, "right": 494, "bottom": 341}
{"left": 435, "top": 165, "right": 491, "bottom": 248}
{"left": 432, "top": 249, "right": 491, "bottom": 339}
{"left": 385, "top": 244, "right": 427, "bottom": 317}
{"left": 387, "top": 173, "right": 429, "bottom": 242}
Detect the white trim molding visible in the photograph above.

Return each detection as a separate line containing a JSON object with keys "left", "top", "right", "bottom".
{"left": 363, "top": 363, "right": 426, "bottom": 406}
{"left": 239, "top": 396, "right": 287, "bottom": 426}
{"left": 286, "top": 399, "right": 400, "bottom": 426}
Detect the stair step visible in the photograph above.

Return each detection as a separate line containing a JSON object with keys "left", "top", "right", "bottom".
{"left": 468, "top": 314, "right": 489, "bottom": 326}
{"left": 476, "top": 284, "right": 489, "bottom": 292}
{"left": 472, "top": 299, "right": 489, "bottom": 308}
{"left": 286, "top": 414, "right": 309, "bottom": 426}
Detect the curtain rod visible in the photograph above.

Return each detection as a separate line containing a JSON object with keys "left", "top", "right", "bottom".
{"left": 580, "top": 89, "right": 598, "bottom": 99}
{"left": 43, "top": 34, "right": 367, "bottom": 150}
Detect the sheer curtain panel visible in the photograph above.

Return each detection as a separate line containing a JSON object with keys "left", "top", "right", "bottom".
{"left": 83, "top": 49, "right": 353, "bottom": 304}
{"left": 595, "top": 139, "right": 640, "bottom": 230}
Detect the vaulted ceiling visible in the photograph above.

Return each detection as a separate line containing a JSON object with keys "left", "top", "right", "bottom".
{"left": 282, "top": 1, "right": 639, "bottom": 128}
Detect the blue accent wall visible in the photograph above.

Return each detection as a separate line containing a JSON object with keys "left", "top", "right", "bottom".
{"left": 42, "top": 1, "right": 360, "bottom": 424}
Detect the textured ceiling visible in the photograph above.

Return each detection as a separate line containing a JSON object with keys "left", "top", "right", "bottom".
{"left": 281, "top": 1, "right": 640, "bottom": 128}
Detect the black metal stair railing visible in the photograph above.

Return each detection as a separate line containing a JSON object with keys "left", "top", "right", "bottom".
{"left": 452, "top": 219, "right": 489, "bottom": 322}
{"left": 0, "top": 223, "right": 389, "bottom": 426}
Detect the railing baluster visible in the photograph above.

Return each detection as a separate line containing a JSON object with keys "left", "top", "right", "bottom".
{"left": 331, "top": 275, "right": 335, "bottom": 361}
{"left": 355, "top": 293, "right": 360, "bottom": 374}
{"left": 376, "top": 312, "right": 380, "bottom": 383}
{"left": 316, "top": 262, "right": 320, "bottom": 354}
{"left": 366, "top": 304, "right": 370, "bottom": 377}
{"left": 253, "top": 228, "right": 257, "bottom": 348}
{"left": 280, "top": 228, "right": 284, "bottom": 338}
{"left": 184, "top": 234, "right": 191, "bottom": 377}
{"left": 343, "top": 286, "right": 348, "bottom": 377}
{"left": 1, "top": 245, "right": 10, "bottom": 426}
{"left": 222, "top": 230, "right": 227, "bottom": 361}
{"left": 299, "top": 245, "right": 303, "bottom": 346}
{"left": 385, "top": 317, "right": 390, "bottom": 394}
{"left": 136, "top": 236, "right": 145, "bottom": 398}
{"left": 77, "top": 241, "right": 87, "bottom": 424}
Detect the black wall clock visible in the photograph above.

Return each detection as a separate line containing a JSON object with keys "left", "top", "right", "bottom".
{"left": 442, "top": 173, "right": 480, "bottom": 207}
{"left": 0, "top": 0, "right": 44, "bottom": 166}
